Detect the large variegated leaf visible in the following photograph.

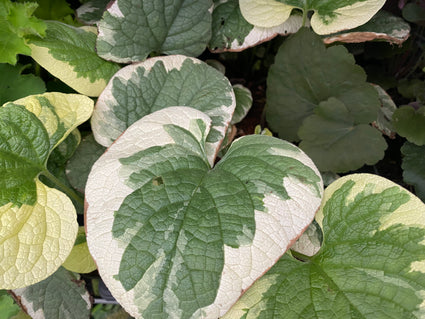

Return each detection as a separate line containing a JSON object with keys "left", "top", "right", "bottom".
{"left": 91, "top": 55, "right": 235, "bottom": 163}
{"left": 96, "top": 0, "right": 212, "bottom": 63}
{"left": 12, "top": 267, "right": 91, "bottom": 319}
{"left": 85, "top": 107, "right": 323, "bottom": 318}
{"left": 0, "top": 93, "right": 93, "bottom": 289}
{"left": 28, "top": 21, "right": 120, "bottom": 97}
{"left": 210, "top": 0, "right": 303, "bottom": 52}
{"left": 225, "top": 173, "right": 425, "bottom": 318}
{"left": 239, "top": 0, "right": 386, "bottom": 35}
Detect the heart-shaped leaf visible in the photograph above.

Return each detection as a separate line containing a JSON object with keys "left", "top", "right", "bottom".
{"left": 0, "top": 93, "right": 93, "bottom": 289}
{"left": 239, "top": 0, "right": 386, "bottom": 35}
{"left": 225, "top": 173, "right": 425, "bottom": 318}
{"left": 28, "top": 21, "right": 121, "bottom": 97}
{"left": 91, "top": 55, "right": 235, "bottom": 163}
{"left": 96, "top": 0, "right": 212, "bottom": 63}
{"left": 12, "top": 267, "right": 91, "bottom": 319}
{"left": 85, "top": 106, "right": 323, "bottom": 318}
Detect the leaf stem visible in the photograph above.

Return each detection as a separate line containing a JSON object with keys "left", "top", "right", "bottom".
{"left": 290, "top": 249, "right": 312, "bottom": 262}
{"left": 41, "top": 170, "right": 84, "bottom": 208}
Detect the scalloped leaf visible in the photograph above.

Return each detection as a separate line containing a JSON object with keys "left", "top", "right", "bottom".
{"left": 0, "top": 63, "right": 45, "bottom": 105}
{"left": 225, "top": 173, "right": 425, "bottom": 318}
{"left": 85, "top": 106, "right": 323, "bottom": 318}
{"left": 393, "top": 105, "right": 425, "bottom": 146}
{"left": 0, "top": 1, "right": 46, "bottom": 65}
{"left": 209, "top": 0, "right": 302, "bottom": 52}
{"left": 0, "top": 290, "right": 20, "bottom": 319}
{"left": 266, "top": 27, "right": 385, "bottom": 172}
{"left": 298, "top": 97, "right": 387, "bottom": 172}
{"left": 28, "top": 21, "right": 120, "bottom": 97}
{"left": 12, "top": 267, "right": 91, "bottom": 318}
{"left": 0, "top": 93, "right": 93, "bottom": 289}
{"left": 96, "top": 0, "right": 212, "bottom": 63}
{"left": 91, "top": 55, "right": 235, "bottom": 164}
{"left": 323, "top": 10, "right": 410, "bottom": 45}
{"left": 239, "top": 0, "right": 386, "bottom": 35}
{"left": 401, "top": 142, "right": 425, "bottom": 202}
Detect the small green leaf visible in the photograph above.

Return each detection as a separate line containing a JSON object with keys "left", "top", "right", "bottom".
{"left": 20, "top": 0, "right": 74, "bottom": 22}
{"left": 96, "top": 0, "right": 213, "bottom": 63}
{"left": 91, "top": 55, "right": 235, "bottom": 164}
{"left": 0, "top": 63, "right": 45, "bottom": 105}
{"left": 401, "top": 141, "right": 425, "bottom": 202}
{"left": 28, "top": 21, "right": 121, "bottom": 97}
{"left": 66, "top": 134, "right": 106, "bottom": 193}
{"left": 393, "top": 105, "right": 425, "bottom": 146}
{"left": 226, "top": 173, "right": 425, "bottom": 318}
{"left": 0, "top": 290, "right": 20, "bottom": 319}
{"left": 12, "top": 267, "right": 91, "bottom": 319}
{"left": 232, "top": 84, "right": 252, "bottom": 124}
{"left": 86, "top": 106, "right": 323, "bottom": 318}
{"left": 373, "top": 84, "right": 397, "bottom": 139}
{"left": 0, "top": 0, "right": 46, "bottom": 65}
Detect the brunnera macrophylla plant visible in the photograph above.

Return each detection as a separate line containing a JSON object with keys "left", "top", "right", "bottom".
{"left": 0, "top": 0, "right": 424, "bottom": 318}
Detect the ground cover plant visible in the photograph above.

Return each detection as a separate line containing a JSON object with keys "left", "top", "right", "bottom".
{"left": 1, "top": 0, "right": 425, "bottom": 318}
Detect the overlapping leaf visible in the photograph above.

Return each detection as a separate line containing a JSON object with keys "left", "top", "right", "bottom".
{"left": 28, "top": 21, "right": 121, "bottom": 97}
{"left": 76, "top": 0, "right": 109, "bottom": 25}
{"left": 63, "top": 227, "right": 97, "bottom": 274}
{"left": 96, "top": 0, "right": 213, "bottom": 63}
{"left": 401, "top": 142, "right": 425, "bottom": 202}
{"left": 266, "top": 28, "right": 385, "bottom": 172}
{"left": 393, "top": 105, "right": 425, "bottom": 146}
{"left": 85, "top": 107, "right": 323, "bottom": 318}
{"left": 0, "top": 64, "right": 45, "bottom": 105}
{"left": 210, "top": 0, "right": 303, "bottom": 52}
{"left": 12, "top": 267, "right": 91, "bottom": 319}
{"left": 91, "top": 55, "right": 235, "bottom": 162}
{"left": 0, "top": 93, "right": 93, "bottom": 289}
{"left": 239, "top": 0, "right": 386, "bottom": 35}
{"left": 225, "top": 173, "right": 425, "bottom": 318}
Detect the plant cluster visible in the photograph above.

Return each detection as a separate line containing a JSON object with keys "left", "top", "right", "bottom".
{"left": 1, "top": 0, "right": 425, "bottom": 318}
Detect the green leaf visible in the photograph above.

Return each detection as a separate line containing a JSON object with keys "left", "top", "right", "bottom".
{"left": 401, "top": 141, "right": 425, "bottom": 202}
{"left": 12, "top": 267, "right": 91, "bottom": 319}
{"left": 225, "top": 173, "right": 425, "bottom": 318}
{"left": 66, "top": 134, "right": 106, "bottom": 193}
{"left": 28, "top": 21, "right": 121, "bottom": 97}
{"left": 373, "top": 84, "right": 397, "bottom": 139}
{"left": 96, "top": 0, "right": 213, "bottom": 63}
{"left": 91, "top": 55, "right": 236, "bottom": 164}
{"left": 298, "top": 97, "right": 387, "bottom": 172}
{"left": 0, "top": 290, "right": 20, "bottom": 319}
{"left": 266, "top": 28, "right": 385, "bottom": 172}
{"left": 210, "top": 0, "right": 302, "bottom": 52}
{"left": 0, "top": 93, "right": 93, "bottom": 289}
{"left": 231, "top": 84, "right": 252, "bottom": 124}
{"left": 76, "top": 0, "right": 110, "bottom": 25}
{"left": 393, "top": 105, "right": 425, "bottom": 146}
{"left": 0, "top": 0, "right": 46, "bottom": 65}
{"left": 0, "top": 63, "right": 45, "bottom": 105}
{"left": 403, "top": 2, "right": 425, "bottom": 23}
{"left": 16, "top": 0, "right": 74, "bottom": 21}
{"left": 86, "top": 106, "right": 323, "bottom": 318}
{"left": 323, "top": 10, "right": 410, "bottom": 45}
{"left": 239, "top": 0, "right": 386, "bottom": 35}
